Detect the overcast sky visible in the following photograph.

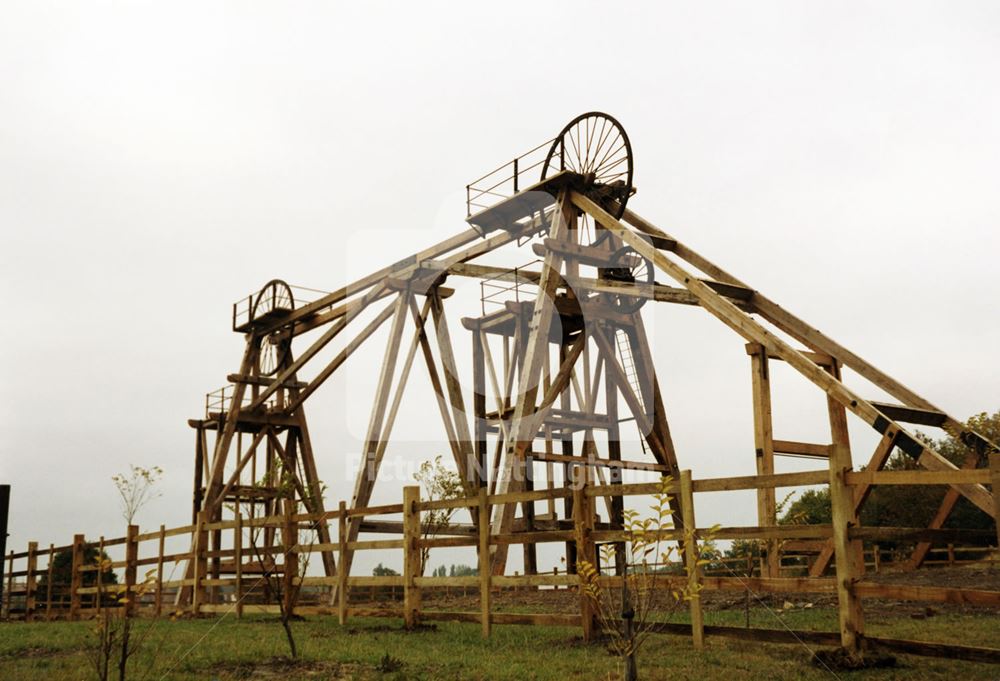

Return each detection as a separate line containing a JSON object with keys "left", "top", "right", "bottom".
{"left": 2, "top": 2, "right": 998, "bottom": 575}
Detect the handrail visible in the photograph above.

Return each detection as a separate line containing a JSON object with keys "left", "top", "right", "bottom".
{"left": 466, "top": 138, "right": 554, "bottom": 218}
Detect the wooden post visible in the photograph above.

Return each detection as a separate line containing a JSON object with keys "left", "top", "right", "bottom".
{"left": 828, "top": 443, "right": 864, "bottom": 653}
{"left": 234, "top": 514, "right": 243, "bottom": 619}
{"left": 25, "top": 542, "right": 37, "bottom": 621}
{"left": 125, "top": 525, "right": 139, "bottom": 615}
{"left": 873, "top": 544, "right": 881, "bottom": 575}
{"left": 477, "top": 488, "right": 491, "bottom": 638}
{"left": 155, "top": 525, "right": 165, "bottom": 617}
{"left": 402, "top": 485, "right": 421, "bottom": 629}
{"left": 192, "top": 513, "right": 207, "bottom": 614}
{"left": 680, "top": 470, "right": 704, "bottom": 649}
{"left": 991, "top": 452, "right": 1000, "bottom": 551}
{"left": 572, "top": 466, "right": 596, "bottom": 641}
{"left": 3, "top": 550, "right": 12, "bottom": 619}
{"left": 45, "top": 544, "right": 54, "bottom": 620}
{"left": 96, "top": 536, "right": 105, "bottom": 612}
{"left": 69, "top": 534, "right": 84, "bottom": 620}
{"left": 337, "top": 501, "right": 348, "bottom": 625}
{"left": 282, "top": 499, "right": 298, "bottom": 617}
{"left": 748, "top": 345, "right": 779, "bottom": 578}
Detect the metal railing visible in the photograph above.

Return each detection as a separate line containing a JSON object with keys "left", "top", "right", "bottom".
{"left": 479, "top": 260, "right": 541, "bottom": 315}
{"left": 204, "top": 384, "right": 281, "bottom": 419}
{"left": 466, "top": 138, "right": 554, "bottom": 218}
{"left": 232, "top": 283, "right": 331, "bottom": 332}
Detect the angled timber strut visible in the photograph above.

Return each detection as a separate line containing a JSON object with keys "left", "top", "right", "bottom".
{"left": 180, "top": 111, "right": 998, "bottom": 606}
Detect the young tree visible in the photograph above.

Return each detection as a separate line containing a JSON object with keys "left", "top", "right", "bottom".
{"left": 242, "top": 462, "right": 321, "bottom": 660}
{"left": 578, "top": 477, "right": 718, "bottom": 681}
{"left": 88, "top": 464, "right": 165, "bottom": 681}
{"left": 413, "top": 455, "right": 463, "bottom": 575}
{"left": 111, "top": 465, "right": 164, "bottom": 526}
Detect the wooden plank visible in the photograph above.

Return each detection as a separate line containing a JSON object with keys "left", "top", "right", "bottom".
{"left": 693, "top": 470, "right": 829, "bottom": 493}
{"left": 865, "top": 636, "right": 1000, "bottom": 665}
{"left": 846, "top": 469, "right": 990, "bottom": 486}
{"left": 529, "top": 449, "right": 669, "bottom": 472}
{"left": 868, "top": 401, "right": 948, "bottom": 427}
{"left": 772, "top": 440, "right": 830, "bottom": 459}
{"left": 853, "top": 582, "right": 1000, "bottom": 606}
{"left": 701, "top": 576, "right": 836, "bottom": 593}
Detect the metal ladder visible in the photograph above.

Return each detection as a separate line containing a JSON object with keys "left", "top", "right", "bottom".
{"left": 615, "top": 328, "right": 649, "bottom": 457}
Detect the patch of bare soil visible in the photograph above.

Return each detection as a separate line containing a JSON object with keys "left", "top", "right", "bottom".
{"left": 0, "top": 646, "right": 79, "bottom": 661}
{"left": 210, "top": 657, "right": 366, "bottom": 680}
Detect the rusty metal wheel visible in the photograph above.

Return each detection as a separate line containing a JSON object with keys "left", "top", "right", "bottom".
{"left": 598, "top": 246, "right": 652, "bottom": 314}
{"left": 252, "top": 279, "right": 295, "bottom": 376}
{"left": 541, "top": 112, "right": 634, "bottom": 246}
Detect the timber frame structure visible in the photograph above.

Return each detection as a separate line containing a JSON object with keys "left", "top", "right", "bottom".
{"left": 180, "top": 112, "right": 998, "bottom": 652}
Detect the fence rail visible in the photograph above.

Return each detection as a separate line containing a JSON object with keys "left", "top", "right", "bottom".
{"left": 4, "top": 458, "right": 1000, "bottom": 664}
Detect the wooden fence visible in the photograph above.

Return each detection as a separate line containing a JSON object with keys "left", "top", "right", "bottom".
{"left": 4, "top": 454, "right": 1000, "bottom": 664}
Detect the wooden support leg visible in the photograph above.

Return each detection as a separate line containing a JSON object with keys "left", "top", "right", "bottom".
{"left": 25, "top": 542, "right": 37, "bottom": 621}
{"left": 749, "top": 347, "right": 779, "bottom": 578}
{"left": 69, "top": 534, "right": 84, "bottom": 620}
{"left": 828, "top": 443, "right": 864, "bottom": 654}
{"left": 338, "top": 501, "right": 348, "bottom": 625}
{"left": 572, "top": 466, "right": 597, "bottom": 641}
{"left": 478, "top": 488, "right": 492, "bottom": 638}
{"left": 124, "top": 525, "right": 138, "bottom": 616}
{"left": 992, "top": 452, "right": 1000, "bottom": 553}
{"left": 403, "top": 486, "right": 421, "bottom": 629}
{"left": 680, "top": 471, "right": 704, "bottom": 649}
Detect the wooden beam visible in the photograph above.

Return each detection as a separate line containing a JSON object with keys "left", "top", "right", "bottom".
{"left": 490, "top": 191, "right": 572, "bottom": 573}
{"left": 574, "top": 192, "right": 995, "bottom": 518}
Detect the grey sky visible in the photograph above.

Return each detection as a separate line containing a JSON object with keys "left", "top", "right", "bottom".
{"left": 1, "top": 2, "right": 998, "bottom": 574}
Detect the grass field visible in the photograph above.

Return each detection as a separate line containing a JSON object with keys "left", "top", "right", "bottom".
{"left": 1, "top": 605, "right": 999, "bottom": 681}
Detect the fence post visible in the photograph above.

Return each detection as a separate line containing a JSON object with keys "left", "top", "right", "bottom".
{"left": 828, "top": 443, "right": 864, "bottom": 654}
{"left": 45, "top": 544, "right": 54, "bottom": 620}
{"left": 872, "top": 544, "right": 881, "bottom": 575}
{"left": 125, "top": 525, "right": 139, "bottom": 615}
{"left": 990, "top": 452, "right": 1000, "bottom": 551}
{"left": 234, "top": 513, "right": 243, "bottom": 619}
{"left": 477, "top": 488, "right": 491, "bottom": 638}
{"left": 403, "top": 485, "right": 421, "bottom": 629}
{"left": 155, "top": 525, "right": 165, "bottom": 617}
{"left": 680, "top": 470, "right": 704, "bottom": 649}
{"left": 3, "top": 550, "right": 12, "bottom": 619}
{"left": 282, "top": 499, "right": 298, "bottom": 617}
{"left": 192, "top": 512, "right": 207, "bottom": 615}
{"left": 337, "top": 501, "right": 348, "bottom": 625}
{"left": 25, "top": 542, "right": 37, "bottom": 621}
{"left": 572, "top": 466, "right": 596, "bottom": 641}
{"left": 69, "top": 534, "right": 84, "bottom": 620}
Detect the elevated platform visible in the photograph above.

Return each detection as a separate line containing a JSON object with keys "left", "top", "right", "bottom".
{"left": 465, "top": 170, "right": 575, "bottom": 235}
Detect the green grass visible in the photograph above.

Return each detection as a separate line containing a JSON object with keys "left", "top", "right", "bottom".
{"left": 1, "top": 608, "right": 998, "bottom": 680}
